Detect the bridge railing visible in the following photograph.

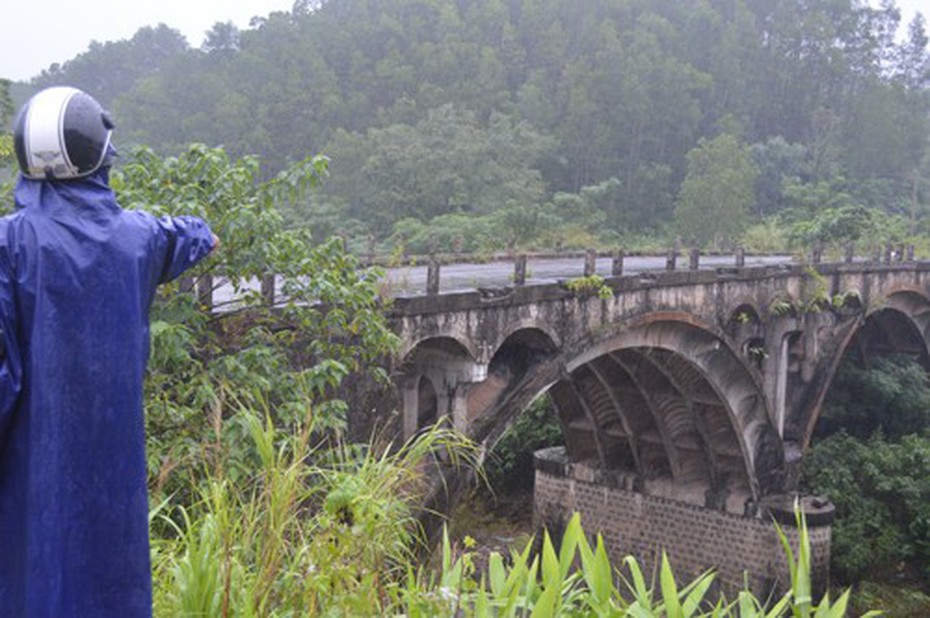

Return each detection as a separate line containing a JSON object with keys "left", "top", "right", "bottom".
{"left": 177, "top": 241, "right": 918, "bottom": 312}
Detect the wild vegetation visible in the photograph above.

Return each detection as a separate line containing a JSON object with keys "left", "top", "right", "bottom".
{"left": 804, "top": 355, "right": 930, "bottom": 587}
{"left": 7, "top": 0, "right": 929, "bottom": 254}
{"left": 2, "top": 1, "right": 930, "bottom": 613}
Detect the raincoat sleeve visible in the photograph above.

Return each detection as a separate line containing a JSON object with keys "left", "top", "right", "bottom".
{"left": 154, "top": 215, "right": 217, "bottom": 284}
{"left": 0, "top": 238, "right": 22, "bottom": 450}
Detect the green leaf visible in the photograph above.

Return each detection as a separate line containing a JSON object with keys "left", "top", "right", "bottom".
{"left": 558, "top": 512, "right": 582, "bottom": 581}
{"left": 660, "top": 552, "right": 683, "bottom": 618}
{"left": 622, "top": 555, "right": 653, "bottom": 608}
{"left": 541, "top": 530, "right": 561, "bottom": 591}
{"left": 489, "top": 552, "right": 507, "bottom": 598}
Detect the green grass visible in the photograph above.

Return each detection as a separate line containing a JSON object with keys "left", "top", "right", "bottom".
{"left": 150, "top": 404, "right": 884, "bottom": 616}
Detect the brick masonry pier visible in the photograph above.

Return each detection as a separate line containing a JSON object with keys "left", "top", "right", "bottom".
{"left": 533, "top": 446, "right": 833, "bottom": 596}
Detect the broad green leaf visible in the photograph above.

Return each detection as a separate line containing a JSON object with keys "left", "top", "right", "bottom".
{"left": 660, "top": 552, "right": 683, "bottom": 618}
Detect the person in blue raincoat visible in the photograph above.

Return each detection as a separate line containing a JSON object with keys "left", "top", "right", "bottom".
{"left": 0, "top": 86, "right": 218, "bottom": 617}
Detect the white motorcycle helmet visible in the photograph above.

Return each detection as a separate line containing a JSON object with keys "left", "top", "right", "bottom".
{"left": 13, "top": 86, "right": 114, "bottom": 180}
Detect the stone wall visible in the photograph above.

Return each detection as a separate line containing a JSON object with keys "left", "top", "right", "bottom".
{"left": 534, "top": 447, "right": 832, "bottom": 597}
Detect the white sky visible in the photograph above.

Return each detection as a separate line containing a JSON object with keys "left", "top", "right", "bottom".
{"left": 0, "top": 0, "right": 926, "bottom": 83}
{"left": 0, "top": 0, "right": 296, "bottom": 82}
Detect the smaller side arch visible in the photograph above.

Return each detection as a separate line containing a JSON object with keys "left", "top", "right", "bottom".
{"left": 398, "top": 336, "right": 485, "bottom": 438}
{"left": 398, "top": 330, "right": 478, "bottom": 365}
{"left": 800, "top": 290, "right": 930, "bottom": 449}
{"left": 498, "top": 319, "right": 562, "bottom": 352}
{"left": 466, "top": 327, "right": 559, "bottom": 428}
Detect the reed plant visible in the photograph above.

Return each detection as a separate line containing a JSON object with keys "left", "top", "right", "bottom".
{"left": 150, "top": 402, "right": 478, "bottom": 617}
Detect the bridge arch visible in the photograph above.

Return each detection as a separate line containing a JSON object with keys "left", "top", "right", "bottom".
{"left": 399, "top": 332, "right": 477, "bottom": 363}
{"left": 802, "top": 289, "right": 930, "bottom": 448}
{"left": 558, "top": 316, "right": 784, "bottom": 506}
{"left": 398, "top": 336, "right": 485, "bottom": 438}
{"left": 498, "top": 319, "right": 562, "bottom": 352}
{"left": 464, "top": 327, "right": 558, "bottom": 427}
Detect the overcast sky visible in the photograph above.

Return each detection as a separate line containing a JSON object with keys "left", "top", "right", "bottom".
{"left": 0, "top": 0, "right": 295, "bottom": 82}
{"left": 0, "top": 0, "right": 926, "bottom": 83}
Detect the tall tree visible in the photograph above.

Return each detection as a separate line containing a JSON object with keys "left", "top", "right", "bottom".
{"left": 33, "top": 25, "right": 189, "bottom": 108}
{"left": 675, "top": 133, "right": 758, "bottom": 248}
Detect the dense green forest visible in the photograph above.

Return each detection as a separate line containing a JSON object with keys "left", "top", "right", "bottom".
{"left": 2, "top": 0, "right": 930, "bottom": 613}
{"left": 7, "top": 0, "right": 930, "bottom": 252}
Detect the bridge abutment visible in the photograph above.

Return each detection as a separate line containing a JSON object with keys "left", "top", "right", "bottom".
{"left": 534, "top": 446, "right": 833, "bottom": 597}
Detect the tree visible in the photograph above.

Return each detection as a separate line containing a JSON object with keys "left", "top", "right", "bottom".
{"left": 0, "top": 78, "right": 12, "bottom": 128}
{"left": 202, "top": 21, "right": 241, "bottom": 53}
{"left": 675, "top": 134, "right": 758, "bottom": 249}
{"left": 323, "top": 104, "right": 549, "bottom": 231}
{"left": 893, "top": 13, "right": 930, "bottom": 91}
{"left": 804, "top": 355, "right": 930, "bottom": 583}
{"left": 32, "top": 24, "right": 189, "bottom": 108}
{"left": 750, "top": 136, "right": 808, "bottom": 217}
{"left": 110, "top": 144, "right": 399, "bottom": 494}
{"left": 22, "top": 0, "right": 930, "bottom": 250}
{"left": 786, "top": 204, "right": 884, "bottom": 251}
{"left": 0, "top": 79, "right": 14, "bottom": 212}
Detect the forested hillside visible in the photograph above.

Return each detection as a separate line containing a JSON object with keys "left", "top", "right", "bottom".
{"left": 18, "top": 0, "right": 930, "bottom": 251}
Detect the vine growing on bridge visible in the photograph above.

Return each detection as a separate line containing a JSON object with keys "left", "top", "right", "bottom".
{"left": 563, "top": 274, "right": 614, "bottom": 299}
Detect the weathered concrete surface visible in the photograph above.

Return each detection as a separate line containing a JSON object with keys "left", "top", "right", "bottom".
{"left": 387, "top": 261, "right": 930, "bottom": 502}
{"left": 382, "top": 260, "right": 930, "bottom": 589}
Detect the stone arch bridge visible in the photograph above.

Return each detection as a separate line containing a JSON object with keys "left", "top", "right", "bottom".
{"left": 386, "top": 259, "right": 930, "bottom": 591}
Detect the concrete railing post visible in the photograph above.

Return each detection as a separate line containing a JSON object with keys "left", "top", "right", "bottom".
{"left": 844, "top": 242, "right": 855, "bottom": 264}
{"left": 584, "top": 249, "right": 597, "bottom": 277}
{"left": 812, "top": 243, "right": 823, "bottom": 264}
{"left": 896, "top": 244, "right": 906, "bottom": 262}
{"left": 366, "top": 233, "right": 376, "bottom": 264}
{"left": 689, "top": 248, "right": 700, "bottom": 270}
{"left": 514, "top": 254, "right": 527, "bottom": 286}
{"left": 612, "top": 249, "right": 625, "bottom": 276}
{"left": 907, "top": 244, "right": 915, "bottom": 261}
{"left": 261, "top": 273, "right": 276, "bottom": 306}
{"left": 427, "top": 253, "right": 440, "bottom": 296}
{"left": 197, "top": 273, "right": 213, "bottom": 311}
{"left": 735, "top": 246, "right": 745, "bottom": 268}
{"left": 666, "top": 248, "right": 677, "bottom": 271}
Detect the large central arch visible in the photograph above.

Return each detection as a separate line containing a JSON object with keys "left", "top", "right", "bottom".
{"left": 456, "top": 315, "right": 785, "bottom": 510}
{"left": 556, "top": 317, "right": 784, "bottom": 508}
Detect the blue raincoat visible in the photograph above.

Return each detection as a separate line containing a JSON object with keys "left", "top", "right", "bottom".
{"left": 0, "top": 169, "right": 215, "bottom": 617}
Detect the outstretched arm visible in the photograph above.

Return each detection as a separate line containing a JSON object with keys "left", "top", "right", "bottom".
{"left": 154, "top": 215, "right": 218, "bottom": 284}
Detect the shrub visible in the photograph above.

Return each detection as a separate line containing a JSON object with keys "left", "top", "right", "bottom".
{"left": 485, "top": 395, "right": 563, "bottom": 495}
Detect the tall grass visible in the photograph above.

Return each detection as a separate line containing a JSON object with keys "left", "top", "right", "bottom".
{"left": 150, "top": 404, "right": 478, "bottom": 616}
{"left": 151, "top": 402, "right": 881, "bottom": 617}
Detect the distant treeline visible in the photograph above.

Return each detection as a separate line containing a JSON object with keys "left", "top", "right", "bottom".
{"left": 15, "top": 0, "right": 930, "bottom": 252}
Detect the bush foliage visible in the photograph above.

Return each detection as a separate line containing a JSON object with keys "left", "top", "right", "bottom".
{"left": 805, "top": 354, "right": 930, "bottom": 584}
